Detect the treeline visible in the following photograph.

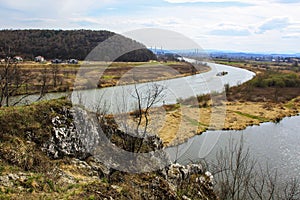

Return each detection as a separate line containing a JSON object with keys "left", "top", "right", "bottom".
{"left": 251, "top": 71, "right": 300, "bottom": 88}
{"left": 0, "top": 29, "right": 156, "bottom": 62}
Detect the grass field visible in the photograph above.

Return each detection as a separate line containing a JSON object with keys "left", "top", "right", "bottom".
{"left": 0, "top": 60, "right": 210, "bottom": 96}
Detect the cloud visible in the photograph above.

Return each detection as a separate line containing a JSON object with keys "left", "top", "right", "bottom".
{"left": 282, "top": 33, "right": 300, "bottom": 39}
{"left": 163, "top": 0, "right": 255, "bottom": 6}
{"left": 165, "top": 0, "right": 300, "bottom": 3}
{"left": 164, "top": 0, "right": 300, "bottom": 7}
{"left": 20, "top": 18, "right": 55, "bottom": 24}
{"left": 256, "top": 17, "right": 290, "bottom": 34}
{"left": 209, "top": 24, "right": 251, "bottom": 36}
{"left": 275, "top": 0, "right": 300, "bottom": 3}
{"left": 70, "top": 19, "right": 100, "bottom": 27}
{"left": 0, "top": 0, "right": 300, "bottom": 53}
{"left": 0, "top": 0, "right": 117, "bottom": 18}
{"left": 165, "top": 0, "right": 246, "bottom": 2}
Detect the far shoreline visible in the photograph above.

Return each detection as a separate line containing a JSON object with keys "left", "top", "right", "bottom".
{"left": 155, "top": 60, "right": 300, "bottom": 146}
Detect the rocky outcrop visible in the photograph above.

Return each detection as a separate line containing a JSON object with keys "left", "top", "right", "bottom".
{"left": 42, "top": 107, "right": 103, "bottom": 159}
{"left": 164, "top": 163, "right": 216, "bottom": 199}
{"left": 166, "top": 163, "right": 204, "bottom": 182}
{"left": 0, "top": 99, "right": 218, "bottom": 199}
{"left": 42, "top": 106, "right": 170, "bottom": 173}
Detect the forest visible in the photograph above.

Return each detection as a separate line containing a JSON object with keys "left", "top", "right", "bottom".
{"left": 0, "top": 29, "right": 156, "bottom": 62}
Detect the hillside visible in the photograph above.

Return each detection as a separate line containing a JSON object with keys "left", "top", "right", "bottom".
{"left": 0, "top": 98, "right": 217, "bottom": 199}
{"left": 0, "top": 29, "right": 156, "bottom": 62}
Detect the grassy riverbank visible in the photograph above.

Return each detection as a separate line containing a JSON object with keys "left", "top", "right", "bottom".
{"left": 153, "top": 63, "right": 300, "bottom": 146}
{"left": 0, "top": 61, "right": 209, "bottom": 97}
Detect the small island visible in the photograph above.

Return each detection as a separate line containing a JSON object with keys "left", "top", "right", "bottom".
{"left": 216, "top": 71, "right": 228, "bottom": 76}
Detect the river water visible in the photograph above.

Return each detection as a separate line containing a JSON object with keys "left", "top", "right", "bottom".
{"left": 12, "top": 61, "right": 255, "bottom": 113}
{"left": 166, "top": 115, "right": 300, "bottom": 181}
{"left": 70, "top": 61, "right": 255, "bottom": 113}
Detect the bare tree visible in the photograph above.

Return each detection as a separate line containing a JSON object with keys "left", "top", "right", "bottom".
{"left": 92, "top": 91, "right": 111, "bottom": 124}
{"left": 37, "top": 66, "right": 49, "bottom": 100}
{"left": 51, "top": 64, "right": 60, "bottom": 88}
{"left": 210, "top": 136, "right": 255, "bottom": 200}
{"left": 282, "top": 178, "right": 300, "bottom": 200}
{"left": 209, "top": 136, "right": 300, "bottom": 200}
{"left": 133, "top": 83, "right": 165, "bottom": 153}
{"left": 113, "top": 83, "right": 165, "bottom": 153}
{"left": 0, "top": 57, "right": 31, "bottom": 107}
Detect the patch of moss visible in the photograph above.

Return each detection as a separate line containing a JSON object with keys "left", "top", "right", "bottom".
{"left": 184, "top": 115, "right": 209, "bottom": 127}
{"left": 233, "top": 111, "right": 269, "bottom": 122}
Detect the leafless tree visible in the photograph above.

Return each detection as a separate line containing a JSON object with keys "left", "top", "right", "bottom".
{"left": 209, "top": 136, "right": 300, "bottom": 200}
{"left": 210, "top": 136, "right": 255, "bottom": 200}
{"left": 37, "top": 66, "right": 49, "bottom": 100}
{"left": 0, "top": 57, "right": 31, "bottom": 107}
{"left": 113, "top": 83, "right": 165, "bottom": 153}
{"left": 133, "top": 83, "right": 165, "bottom": 153}
{"left": 92, "top": 91, "right": 111, "bottom": 124}
{"left": 51, "top": 64, "right": 60, "bottom": 88}
{"left": 281, "top": 178, "right": 300, "bottom": 200}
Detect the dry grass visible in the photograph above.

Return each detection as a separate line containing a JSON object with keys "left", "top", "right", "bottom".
{"left": 154, "top": 97, "right": 300, "bottom": 146}
{"left": 1, "top": 61, "right": 210, "bottom": 96}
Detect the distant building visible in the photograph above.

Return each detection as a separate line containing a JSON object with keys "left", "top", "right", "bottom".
{"left": 51, "top": 59, "right": 62, "bottom": 64}
{"left": 35, "top": 56, "right": 45, "bottom": 62}
{"left": 68, "top": 59, "right": 78, "bottom": 64}
{"left": 13, "top": 56, "right": 23, "bottom": 62}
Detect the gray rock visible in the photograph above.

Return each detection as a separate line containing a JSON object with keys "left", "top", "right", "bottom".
{"left": 0, "top": 176, "right": 13, "bottom": 187}
{"left": 8, "top": 173, "right": 19, "bottom": 181}
{"left": 182, "top": 195, "right": 192, "bottom": 200}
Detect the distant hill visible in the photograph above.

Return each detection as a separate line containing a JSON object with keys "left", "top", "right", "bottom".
{"left": 0, "top": 29, "right": 156, "bottom": 62}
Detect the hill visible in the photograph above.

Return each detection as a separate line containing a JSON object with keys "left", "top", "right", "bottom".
{"left": 0, "top": 29, "right": 156, "bottom": 62}
{"left": 0, "top": 98, "right": 217, "bottom": 199}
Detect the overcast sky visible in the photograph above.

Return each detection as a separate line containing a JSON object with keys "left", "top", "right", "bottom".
{"left": 1, "top": 0, "right": 300, "bottom": 53}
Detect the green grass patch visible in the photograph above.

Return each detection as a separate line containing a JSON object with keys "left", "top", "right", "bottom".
{"left": 102, "top": 75, "right": 117, "bottom": 80}
{"left": 184, "top": 115, "right": 209, "bottom": 127}
{"left": 233, "top": 111, "right": 269, "bottom": 122}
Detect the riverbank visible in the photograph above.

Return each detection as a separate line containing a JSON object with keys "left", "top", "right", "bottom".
{"left": 154, "top": 64, "right": 300, "bottom": 146}
{"left": 157, "top": 97, "right": 300, "bottom": 146}
{"left": 0, "top": 61, "right": 210, "bottom": 97}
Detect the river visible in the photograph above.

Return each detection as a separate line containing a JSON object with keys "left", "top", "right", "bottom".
{"left": 71, "top": 61, "right": 255, "bottom": 113}
{"left": 12, "top": 61, "right": 255, "bottom": 113}
{"left": 166, "top": 115, "right": 300, "bottom": 181}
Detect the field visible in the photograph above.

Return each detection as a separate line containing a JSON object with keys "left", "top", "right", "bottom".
{"left": 0, "top": 61, "right": 210, "bottom": 96}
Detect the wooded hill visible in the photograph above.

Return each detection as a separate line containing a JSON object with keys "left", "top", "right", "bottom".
{"left": 0, "top": 29, "right": 156, "bottom": 62}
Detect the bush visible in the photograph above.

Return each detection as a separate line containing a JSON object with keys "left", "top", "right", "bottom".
{"left": 250, "top": 71, "right": 300, "bottom": 88}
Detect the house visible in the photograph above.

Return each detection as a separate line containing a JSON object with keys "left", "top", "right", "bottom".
{"left": 68, "top": 59, "right": 78, "bottom": 64}
{"left": 13, "top": 56, "right": 23, "bottom": 62}
{"left": 35, "top": 56, "right": 45, "bottom": 62}
{"left": 51, "top": 59, "right": 62, "bottom": 64}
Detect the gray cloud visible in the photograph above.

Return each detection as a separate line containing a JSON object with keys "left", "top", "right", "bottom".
{"left": 208, "top": 24, "right": 251, "bottom": 36}
{"left": 209, "top": 28, "right": 251, "bottom": 36}
{"left": 257, "top": 17, "right": 290, "bottom": 34}
{"left": 274, "top": 0, "right": 300, "bottom": 3}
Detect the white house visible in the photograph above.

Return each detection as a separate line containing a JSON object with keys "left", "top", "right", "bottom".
{"left": 13, "top": 56, "right": 23, "bottom": 62}
{"left": 35, "top": 56, "right": 45, "bottom": 62}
